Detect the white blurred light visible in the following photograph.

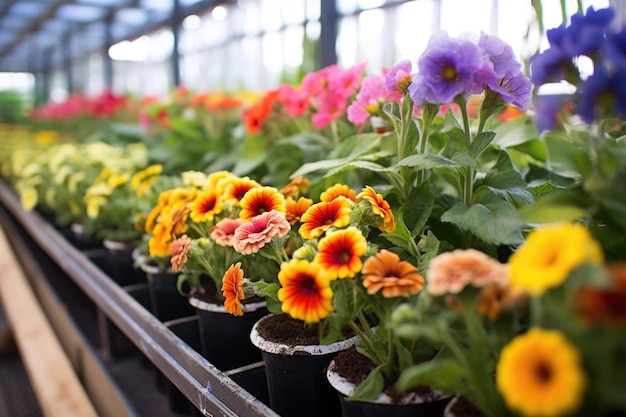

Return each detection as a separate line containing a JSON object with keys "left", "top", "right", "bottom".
{"left": 212, "top": 5, "right": 227, "bottom": 20}
{"left": 183, "top": 14, "right": 201, "bottom": 30}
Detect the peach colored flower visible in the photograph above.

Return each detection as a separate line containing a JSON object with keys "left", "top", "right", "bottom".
{"left": 210, "top": 218, "right": 246, "bottom": 247}
{"left": 362, "top": 249, "right": 425, "bottom": 297}
{"left": 222, "top": 262, "right": 245, "bottom": 316}
{"left": 427, "top": 249, "right": 508, "bottom": 296}
{"left": 299, "top": 198, "right": 351, "bottom": 240}
{"left": 171, "top": 235, "right": 192, "bottom": 272}
{"left": 357, "top": 186, "right": 395, "bottom": 233}
{"left": 477, "top": 283, "right": 528, "bottom": 321}
{"left": 314, "top": 227, "right": 368, "bottom": 279}
{"left": 233, "top": 210, "right": 291, "bottom": 255}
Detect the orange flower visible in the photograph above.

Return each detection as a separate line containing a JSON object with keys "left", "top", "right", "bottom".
{"left": 477, "top": 283, "right": 527, "bottom": 321}
{"left": 279, "top": 176, "right": 310, "bottom": 198}
{"left": 148, "top": 223, "right": 173, "bottom": 257}
{"left": 314, "top": 227, "right": 368, "bottom": 279}
{"left": 285, "top": 197, "right": 313, "bottom": 225}
{"left": 233, "top": 210, "right": 291, "bottom": 255}
{"left": 361, "top": 249, "right": 425, "bottom": 297}
{"left": 320, "top": 183, "right": 357, "bottom": 202}
{"left": 223, "top": 176, "right": 261, "bottom": 204}
{"left": 574, "top": 263, "right": 626, "bottom": 326}
{"left": 277, "top": 259, "right": 334, "bottom": 323}
{"left": 189, "top": 188, "right": 223, "bottom": 223}
{"left": 243, "top": 89, "right": 279, "bottom": 134}
{"left": 222, "top": 263, "right": 245, "bottom": 316}
{"left": 357, "top": 186, "right": 396, "bottom": 233}
{"left": 299, "top": 198, "right": 351, "bottom": 239}
{"left": 239, "top": 186, "right": 286, "bottom": 221}
{"left": 171, "top": 235, "right": 192, "bottom": 272}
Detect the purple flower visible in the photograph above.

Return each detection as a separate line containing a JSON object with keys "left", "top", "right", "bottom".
{"left": 409, "top": 32, "right": 485, "bottom": 105}
{"left": 384, "top": 60, "right": 413, "bottom": 93}
{"left": 529, "top": 47, "right": 571, "bottom": 85}
{"left": 489, "top": 72, "right": 532, "bottom": 110}
{"left": 577, "top": 66, "right": 626, "bottom": 123}
{"left": 604, "top": 30, "right": 626, "bottom": 71}
{"left": 562, "top": 7, "right": 615, "bottom": 57}
{"left": 534, "top": 94, "right": 568, "bottom": 133}
{"left": 478, "top": 32, "right": 521, "bottom": 79}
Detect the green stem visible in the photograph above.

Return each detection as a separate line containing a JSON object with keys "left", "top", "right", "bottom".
{"left": 330, "top": 120, "right": 340, "bottom": 148}
{"left": 458, "top": 97, "right": 474, "bottom": 208}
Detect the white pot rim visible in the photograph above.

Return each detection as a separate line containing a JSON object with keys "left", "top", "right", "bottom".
{"left": 102, "top": 239, "right": 134, "bottom": 250}
{"left": 326, "top": 358, "right": 450, "bottom": 405}
{"left": 139, "top": 262, "right": 176, "bottom": 275}
{"left": 189, "top": 296, "right": 266, "bottom": 313}
{"left": 249, "top": 314, "right": 357, "bottom": 356}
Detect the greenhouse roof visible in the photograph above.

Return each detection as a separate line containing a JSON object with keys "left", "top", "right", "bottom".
{"left": 0, "top": 0, "right": 220, "bottom": 73}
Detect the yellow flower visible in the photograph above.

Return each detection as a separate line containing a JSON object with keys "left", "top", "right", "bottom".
{"left": 496, "top": 327, "right": 586, "bottom": 417}
{"left": 20, "top": 187, "right": 38, "bottom": 211}
{"left": 86, "top": 195, "right": 107, "bottom": 218}
{"left": 509, "top": 223, "right": 603, "bottom": 295}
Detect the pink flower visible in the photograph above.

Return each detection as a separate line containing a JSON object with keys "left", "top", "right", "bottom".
{"left": 329, "top": 62, "right": 367, "bottom": 99}
{"left": 427, "top": 249, "right": 509, "bottom": 296}
{"left": 347, "top": 74, "right": 387, "bottom": 125}
{"left": 210, "top": 218, "right": 246, "bottom": 247}
{"left": 233, "top": 210, "right": 291, "bottom": 255}
{"left": 171, "top": 235, "right": 192, "bottom": 272}
{"left": 311, "top": 92, "right": 347, "bottom": 129}
{"left": 277, "top": 84, "right": 310, "bottom": 117}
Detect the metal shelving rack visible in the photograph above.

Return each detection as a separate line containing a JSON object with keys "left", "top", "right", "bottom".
{"left": 0, "top": 180, "right": 280, "bottom": 417}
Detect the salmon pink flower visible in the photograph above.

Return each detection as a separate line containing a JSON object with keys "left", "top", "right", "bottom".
{"left": 211, "top": 218, "right": 246, "bottom": 246}
{"left": 233, "top": 210, "right": 291, "bottom": 255}
{"left": 171, "top": 235, "right": 192, "bottom": 272}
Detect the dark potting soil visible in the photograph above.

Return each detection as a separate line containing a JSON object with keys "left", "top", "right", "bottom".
{"left": 447, "top": 396, "right": 486, "bottom": 417}
{"left": 332, "top": 344, "right": 444, "bottom": 404}
{"left": 256, "top": 313, "right": 322, "bottom": 345}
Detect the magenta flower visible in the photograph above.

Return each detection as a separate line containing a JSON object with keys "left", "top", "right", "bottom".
{"left": 233, "top": 210, "right": 291, "bottom": 255}
{"left": 311, "top": 91, "right": 348, "bottom": 129}
{"left": 210, "top": 218, "right": 246, "bottom": 247}
{"left": 277, "top": 84, "right": 310, "bottom": 117}
{"left": 347, "top": 75, "right": 387, "bottom": 125}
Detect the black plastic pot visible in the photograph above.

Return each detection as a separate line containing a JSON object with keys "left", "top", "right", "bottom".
{"left": 250, "top": 314, "right": 356, "bottom": 417}
{"left": 141, "top": 264, "right": 194, "bottom": 322}
{"left": 327, "top": 358, "right": 451, "bottom": 417}
{"left": 191, "top": 297, "right": 268, "bottom": 371}
{"left": 102, "top": 239, "right": 144, "bottom": 286}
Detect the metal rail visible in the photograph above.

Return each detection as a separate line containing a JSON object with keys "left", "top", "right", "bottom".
{"left": 0, "top": 181, "right": 279, "bottom": 417}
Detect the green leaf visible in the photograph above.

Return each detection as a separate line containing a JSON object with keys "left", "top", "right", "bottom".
{"left": 401, "top": 182, "right": 435, "bottom": 239}
{"left": 381, "top": 213, "right": 413, "bottom": 247}
{"left": 519, "top": 188, "right": 591, "bottom": 223}
{"left": 290, "top": 156, "right": 352, "bottom": 178}
{"left": 326, "top": 160, "right": 390, "bottom": 177}
{"left": 545, "top": 133, "right": 592, "bottom": 178}
{"left": 232, "top": 135, "right": 267, "bottom": 176}
{"left": 441, "top": 199, "right": 524, "bottom": 245}
{"left": 348, "top": 367, "right": 385, "bottom": 401}
{"left": 470, "top": 131, "right": 496, "bottom": 159}
{"left": 327, "top": 133, "right": 381, "bottom": 159}
{"left": 397, "top": 153, "right": 459, "bottom": 170}
{"left": 479, "top": 169, "right": 534, "bottom": 207}
{"left": 382, "top": 101, "right": 401, "bottom": 124}
{"left": 397, "top": 359, "right": 464, "bottom": 394}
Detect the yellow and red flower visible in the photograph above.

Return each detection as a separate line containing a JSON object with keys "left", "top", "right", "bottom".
{"left": 299, "top": 198, "right": 351, "bottom": 239}
{"left": 285, "top": 196, "right": 313, "bottom": 225}
{"left": 239, "top": 186, "right": 286, "bottom": 221}
{"left": 314, "top": 227, "right": 367, "bottom": 279}
{"left": 357, "top": 186, "right": 395, "bottom": 233}
{"left": 189, "top": 188, "right": 223, "bottom": 223}
{"left": 320, "top": 183, "right": 357, "bottom": 202}
{"left": 277, "top": 259, "right": 334, "bottom": 323}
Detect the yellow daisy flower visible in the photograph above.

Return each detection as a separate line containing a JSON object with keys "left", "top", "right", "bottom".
{"left": 509, "top": 223, "right": 603, "bottom": 295}
{"left": 496, "top": 327, "right": 586, "bottom": 417}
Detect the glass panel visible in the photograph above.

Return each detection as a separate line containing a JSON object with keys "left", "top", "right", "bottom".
{"left": 260, "top": 0, "right": 283, "bottom": 31}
